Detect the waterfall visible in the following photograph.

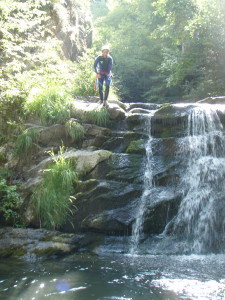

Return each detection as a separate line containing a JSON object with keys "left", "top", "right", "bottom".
{"left": 130, "top": 115, "right": 154, "bottom": 254}
{"left": 168, "top": 104, "right": 225, "bottom": 253}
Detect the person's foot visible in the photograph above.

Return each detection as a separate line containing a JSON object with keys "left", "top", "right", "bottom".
{"left": 99, "top": 100, "right": 103, "bottom": 104}
{"left": 103, "top": 100, "right": 108, "bottom": 107}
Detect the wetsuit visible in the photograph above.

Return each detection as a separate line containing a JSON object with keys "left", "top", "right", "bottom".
{"left": 94, "top": 55, "right": 113, "bottom": 102}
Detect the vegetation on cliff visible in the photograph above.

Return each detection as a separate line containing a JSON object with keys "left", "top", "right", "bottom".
{"left": 94, "top": 0, "right": 225, "bottom": 102}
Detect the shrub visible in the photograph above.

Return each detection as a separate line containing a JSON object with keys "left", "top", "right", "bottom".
{"left": 0, "top": 177, "right": 22, "bottom": 225}
{"left": 72, "top": 49, "right": 99, "bottom": 97}
{"left": 32, "top": 147, "right": 78, "bottom": 229}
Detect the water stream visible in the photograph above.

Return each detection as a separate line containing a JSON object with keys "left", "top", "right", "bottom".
{"left": 165, "top": 104, "right": 225, "bottom": 253}
{"left": 1, "top": 253, "right": 225, "bottom": 299}
{"left": 130, "top": 115, "right": 154, "bottom": 254}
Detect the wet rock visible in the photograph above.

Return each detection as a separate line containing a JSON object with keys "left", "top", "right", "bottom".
{"left": 125, "top": 139, "right": 145, "bottom": 154}
{"left": 80, "top": 204, "right": 135, "bottom": 234}
{"left": 69, "top": 180, "right": 142, "bottom": 233}
{"left": 0, "top": 227, "right": 96, "bottom": 260}
{"left": 127, "top": 103, "right": 160, "bottom": 110}
{"left": 197, "top": 96, "right": 225, "bottom": 104}
{"left": 126, "top": 113, "right": 151, "bottom": 131}
{"left": 151, "top": 104, "right": 193, "bottom": 138}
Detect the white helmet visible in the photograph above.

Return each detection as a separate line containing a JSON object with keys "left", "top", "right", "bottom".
{"left": 101, "top": 45, "right": 110, "bottom": 51}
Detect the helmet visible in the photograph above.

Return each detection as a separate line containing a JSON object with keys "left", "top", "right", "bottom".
{"left": 101, "top": 45, "right": 110, "bottom": 51}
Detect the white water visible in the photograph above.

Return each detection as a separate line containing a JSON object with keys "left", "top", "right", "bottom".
{"left": 168, "top": 104, "right": 225, "bottom": 253}
{"left": 130, "top": 116, "right": 154, "bottom": 254}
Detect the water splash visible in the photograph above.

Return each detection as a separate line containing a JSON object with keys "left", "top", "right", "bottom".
{"left": 167, "top": 104, "right": 225, "bottom": 253}
{"left": 130, "top": 116, "right": 154, "bottom": 255}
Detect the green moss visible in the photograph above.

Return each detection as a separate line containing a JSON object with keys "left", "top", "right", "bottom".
{"left": 126, "top": 139, "right": 145, "bottom": 154}
{"left": 12, "top": 247, "right": 26, "bottom": 257}
{"left": 0, "top": 153, "right": 7, "bottom": 165}
{"left": 78, "top": 179, "right": 98, "bottom": 192}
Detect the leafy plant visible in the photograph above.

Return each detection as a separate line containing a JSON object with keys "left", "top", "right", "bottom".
{"left": 72, "top": 49, "right": 99, "bottom": 97}
{"left": 14, "top": 127, "right": 40, "bottom": 158}
{"left": 32, "top": 146, "right": 78, "bottom": 229}
{"left": 81, "top": 107, "right": 110, "bottom": 127}
{"left": 65, "top": 120, "right": 85, "bottom": 141}
{"left": 0, "top": 177, "right": 22, "bottom": 224}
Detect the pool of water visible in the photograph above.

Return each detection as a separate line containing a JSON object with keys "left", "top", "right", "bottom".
{"left": 0, "top": 253, "right": 225, "bottom": 300}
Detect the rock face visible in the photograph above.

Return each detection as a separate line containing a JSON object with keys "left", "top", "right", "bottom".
{"left": 2, "top": 97, "right": 225, "bottom": 257}
{"left": 52, "top": 0, "right": 92, "bottom": 61}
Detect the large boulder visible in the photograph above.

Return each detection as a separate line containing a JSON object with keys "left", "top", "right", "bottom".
{"left": 65, "top": 153, "right": 144, "bottom": 233}
{"left": 25, "top": 149, "right": 112, "bottom": 179}
{"left": 70, "top": 98, "right": 126, "bottom": 121}
{"left": 0, "top": 227, "right": 97, "bottom": 260}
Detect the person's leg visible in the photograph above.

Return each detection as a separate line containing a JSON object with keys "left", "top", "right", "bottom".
{"left": 103, "top": 75, "right": 111, "bottom": 106}
{"left": 98, "top": 77, "right": 104, "bottom": 103}
{"left": 104, "top": 85, "right": 109, "bottom": 101}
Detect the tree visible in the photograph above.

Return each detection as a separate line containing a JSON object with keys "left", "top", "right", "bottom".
{"left": 93, "top": 0, "right": 225, "bottom": 102}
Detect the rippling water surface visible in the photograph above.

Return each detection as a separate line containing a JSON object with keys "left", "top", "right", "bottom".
{"left": 0, "top": 253, "right": 225, "bottom": 299}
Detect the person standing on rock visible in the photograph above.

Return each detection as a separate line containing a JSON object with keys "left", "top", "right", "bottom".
{"left": 94, "top": 45, "right": 113, "bottom": 107}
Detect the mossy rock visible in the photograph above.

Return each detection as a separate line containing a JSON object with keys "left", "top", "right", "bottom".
{"left": 0, "top": 152, "right": 7, "bottom": 166}
{"left": 126, "top": 139, "right": 145, "bottom": 154}
{"left": 77, "top": 179, "right": 98, "bottom": 193}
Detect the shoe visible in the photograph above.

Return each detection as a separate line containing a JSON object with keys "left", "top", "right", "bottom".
{"left": 103, "top": 100, "right": 108, "bottom": 107}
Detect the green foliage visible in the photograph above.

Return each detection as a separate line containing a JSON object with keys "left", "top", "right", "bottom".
{"left": 0, "top": 176, "right": 22, "bottom": 224}
{"left": 24, "top": 85, "right": 71, "bottom": 125}
{"left": 32, "top": 147, "right": 78, "bottom": 229}
{"left": 81, "top": 107, "right": 110, "bottom": 127}
{"left": 93, "top": 0, "right": 225, "bottom": 102}
{"left": 65, "top": 120, "right": 85, "bottom": 141}
{"left": 0, "top": 0, "right": 95, "bottom": 143}
{"left": 14, "top": 127, "right": 40, "bottom": 158}
{"left": 72, "top": 49, "right": 99, "bottom": 97}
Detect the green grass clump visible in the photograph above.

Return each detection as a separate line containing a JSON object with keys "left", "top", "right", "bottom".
{"left": 81, "top": 107, "right": 110, "bottom": 127}
{"left": 65, "top": 120, "right": 85, "bottom": 141}
{"left": 14, "top": 128, "right": 40, "bottom": 158}
{"left": 32, "top": 147, "right": 78, "bottom": 229}
{"left": 24, "top": 85, "right": 71, "bottom": 125}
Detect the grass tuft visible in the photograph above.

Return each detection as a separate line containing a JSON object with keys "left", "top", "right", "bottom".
{"left": 65, "top": 120, "right": 85, "bottom": 141}
{"left": 32, "top": 146, "right": 78, "bottom": 229}
{"left": 14, "top": 128, "right": 40, "bottom": 158}
{"left": 81, "top": 107, "right": 110, "bottom": 127}
{"left": 24, "top": 85, "right": 71, "bottom": 125}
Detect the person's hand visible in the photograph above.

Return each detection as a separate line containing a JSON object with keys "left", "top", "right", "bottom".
{"left": 96, "top": 74, "right": 101, "bottom": 79}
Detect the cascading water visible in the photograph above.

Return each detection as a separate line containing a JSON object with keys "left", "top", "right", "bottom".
{"left": 166, "top": 104, "right": 225, "bottom": 253}
{"left": 130, "top": 115, "right": 154, "bottom": 255}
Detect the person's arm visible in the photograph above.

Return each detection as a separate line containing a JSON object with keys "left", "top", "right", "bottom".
{"left": 107, "top": 56, "right": 113, "bottom": 73}
{"left": 94, "top": 56, "right": 99, "bottom": 74}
